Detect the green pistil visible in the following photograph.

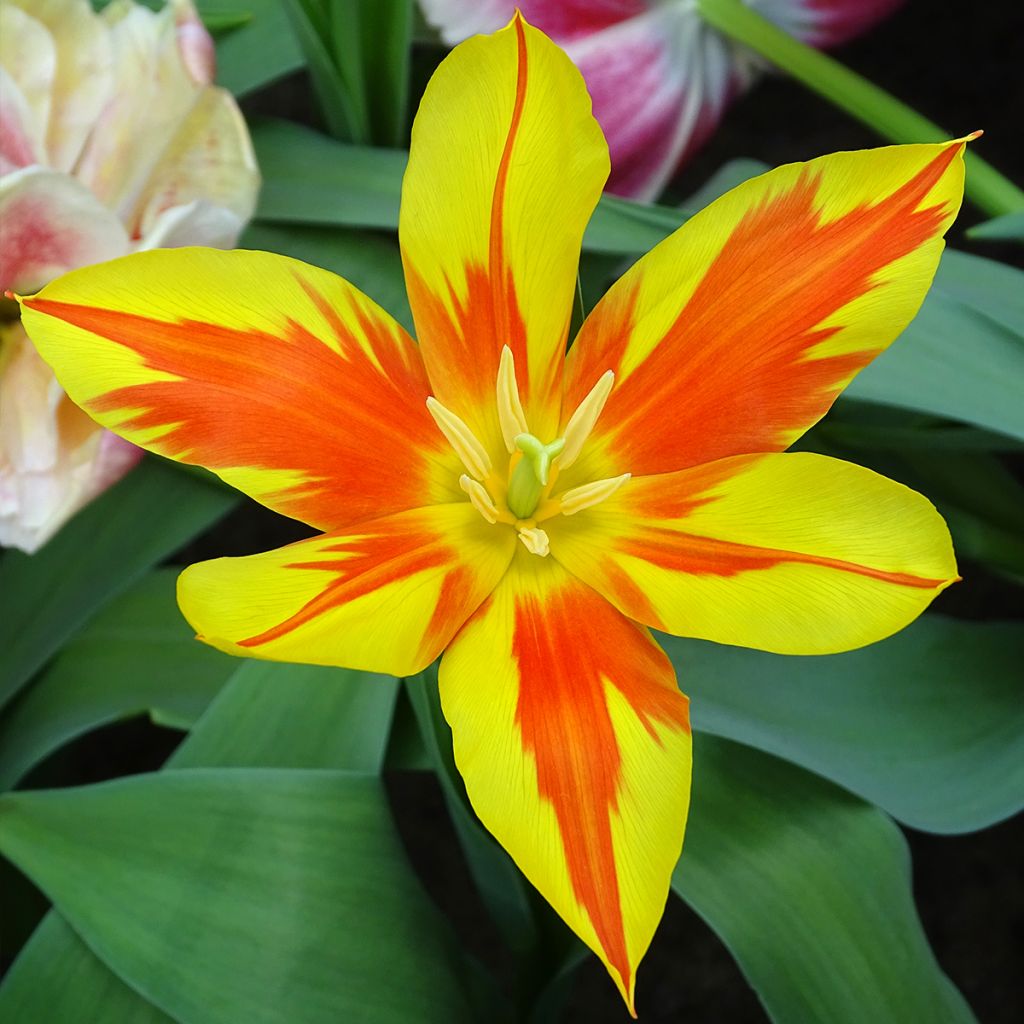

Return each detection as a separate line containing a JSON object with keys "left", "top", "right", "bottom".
{"left": 507, "top": 433, "right": 565, "bottom": 520}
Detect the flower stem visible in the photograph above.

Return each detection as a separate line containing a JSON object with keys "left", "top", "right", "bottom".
{"left": 695, "top": 0, "right": 1024, "bottom": 218}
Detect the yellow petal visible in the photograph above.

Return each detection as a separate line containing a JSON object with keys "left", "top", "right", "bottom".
{"left": 400, "top": 13, "right": 608, "bottom": 456}
{"left": 179, "top": 503, "right": 515, "bottom": 677}
{"left": 547, "top": 452, "right": 958, "bottom": 654}
{"left": 563, "top": 140, "right": 968, "bottom": 484}
{"left": 440, "top": 552, "right": 691, "bottom": 1013}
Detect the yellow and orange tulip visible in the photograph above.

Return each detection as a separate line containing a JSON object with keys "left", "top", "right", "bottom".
{"left": 15, "top": 15, "right": 965, "bottom": 1012}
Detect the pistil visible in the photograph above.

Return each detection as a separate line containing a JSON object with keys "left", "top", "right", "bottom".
{"left": 506, "top": 433, "right": 564, "bottom": 519}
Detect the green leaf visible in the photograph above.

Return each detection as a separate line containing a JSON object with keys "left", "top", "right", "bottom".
{"left": 0, "top": 662, "right": 414, "bottom": 1023}
{"left": 966, "top": 209, "right": 1024, "bottom": 243}
{"left": 0, "top": 570, "right": 229, "bottom": 790}
{"left": 241, "top": 218, "right": 412, "bottom": 330}
{"left": 0, "top": 912, "right": 176, "bottom": 1024}
{"left": 674, "top": 734, "right": 975, "bottom": 1024}
{"left": 0, "top": 457, "right": 236, "bottom": 714}
{"left": 847, "top": 251, "right": 1024, "bottom": 443}
{"left": 348, "top": 0, "right": 415, "bottom": 146}
{"left": 197, "top": 0, "right": 303, "bottom": 96}
{"left": 661, "top": 614, "right": 1024, "bottom": 834}
{"left": 281, "top": 0, "right": 366, "bottom": 142}
{"left": 0, "top": 768, "right": 475, "bottom": 1024}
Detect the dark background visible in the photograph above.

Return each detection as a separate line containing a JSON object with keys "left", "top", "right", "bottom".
{"left": 7, "top": 2, "right": 1022, "bottom": 1021}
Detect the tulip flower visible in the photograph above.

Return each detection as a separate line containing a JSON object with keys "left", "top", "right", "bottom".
{"left": 420, "top": 0, "right": 904, "bottom": 199}
{"left": 0, "top": 0, "right": 258, "bottom": 551}
{"left": 15, "top": 15, "right": 965, "bottom": 1012}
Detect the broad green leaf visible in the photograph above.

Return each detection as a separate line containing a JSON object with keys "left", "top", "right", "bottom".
{"left": 197, "top": 0, "right": 303, "bottom": 96}
{"left": 0, "top": 663, "right": 416, "bottom": 1024}
{"left": 662, "top": 614, "right": 1024, "bottom": 834}
{"left": 175, "top": 659, "right": 397, "bottom": 772}
{"left": 966, "top": 209, "right": 1024, "bottom": 243}
{"left": 240, "top": 218, "right": 412, "bottom": 330}
{"left": 0, "top": 570, "right": 228, "bottom": 790}
{"left": 847, "top": 251, "right": 1024, "bottom": 443}
{"left": 673, "top": 734, "right": 974, "bottom": 1024}
{"left": 0, "top": 457, "right": 236, "bottom": 713}
{"left": 0, "top": 913, "right": 176, "bottom": 1024}
{"left": 0, "top": 769, "right": 474, "bottom": 1024}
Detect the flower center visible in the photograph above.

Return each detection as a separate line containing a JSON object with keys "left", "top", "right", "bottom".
{"left": 426, "top": 346, "right": 629, "bottom": 556}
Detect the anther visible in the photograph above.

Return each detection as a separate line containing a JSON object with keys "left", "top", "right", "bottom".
{"left": 460, "top": 475, "right": 500, "bottom": 524}
{"left": 559, "top": 473, "right": 631, "bottom": 516}
{"left": 496, "top": 345, "right": 529, "bottom": 454}
{"left": 557, "top": 369, "right": 615, "bottom": 470}
{"left": 517, "top": 525, "right": 550, "bottom": 557}
{"left": 426, "top": 396, "right": 492, "bottom": 481}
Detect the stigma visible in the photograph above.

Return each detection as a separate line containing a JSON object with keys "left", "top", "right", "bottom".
{"left": 426, "top": 346, "right": 629, "bottom": 555}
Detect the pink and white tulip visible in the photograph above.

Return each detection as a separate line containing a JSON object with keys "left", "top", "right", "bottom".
{"left": 419, "top": 0, "right": 904, "bottom": 200}
{"left": 0, "top": 0, "right": 259, "bottom": 551}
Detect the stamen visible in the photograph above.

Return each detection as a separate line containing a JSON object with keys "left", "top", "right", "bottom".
{"left": 517, "top": 525, "right": 550, "bottom": 557}
{"left": 557, "top": 369, "right": 614, "bottom": 470}
{"left": 496, "top": 345, "right": 529, "bottom": 453}
{"left": 460, "top": 475, "right": 499, "bottom": 524}
{"left": 559, "top": 473, "right": 631, "bottom": 516}
{"left": 426, "top": 396, "right": 492, "bottom": 480}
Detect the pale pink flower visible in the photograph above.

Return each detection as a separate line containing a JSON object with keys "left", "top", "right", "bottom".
{"left": 420, "top": 0, "right": 904, "bottom": 200}
{"left": 0, "top": 0, "right": 259, "bottom": 551}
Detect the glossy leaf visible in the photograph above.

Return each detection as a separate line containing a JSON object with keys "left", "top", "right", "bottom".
{"left": 673, "top": 734, "right": 975, "bottom": 1024}
{"left": 0, "top": 769, "right": 475, "bottom": 1024}
{"left": 198, "top": 0, "right": 303, "bottom": 96}
{"left": 966, "top": 210, "right": 1024, "bottom": 242}
{"left": 0, "top": 570, "right": 228, "bottom": 790}
{"left": 0, "top": 457, "right": 236, "bottom": 713}
{"left": 0, "top": 662, "right": 419, "bottom": 1024}
{"left": 662, "top": 615, "right": 1024, "bottom": 833}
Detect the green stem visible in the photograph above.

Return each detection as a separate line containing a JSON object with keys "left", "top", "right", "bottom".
{"left": 695, "top": 0, "right": 1024, "bottom": 218}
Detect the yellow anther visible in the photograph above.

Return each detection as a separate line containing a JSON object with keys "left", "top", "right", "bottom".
{"left": 517, "top": 525, "right": 550, "bottom": 557}
{"left": 426, "top": 396, "right": 492, "bottom": 481}
{"left": 557, "top": 369, "right": 614, "bottom": 470}
{"left": 460, "top": 475, "right": 499, "bottom": 524}
{"left": 559, "top": 473, "right": 631, "bottom": 516}
{"left": 496, "top": 345, "right": 529, "bottom": 454}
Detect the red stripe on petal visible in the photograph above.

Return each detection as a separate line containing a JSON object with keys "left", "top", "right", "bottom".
{"left": 513, "top": 581, "right": 689, "bottom": 1000}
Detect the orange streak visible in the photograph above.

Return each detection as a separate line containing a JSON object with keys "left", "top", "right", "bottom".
{"left": 567, "top": 143, "right": 962, "bottom": 474}
{"left": 237, "top": 517, "right": 461, "bottom": 652}
{"left": 512, "top": 581, "right": 689, "bottom": 1007}
{"left": 619, "top": 527, "right": 948, "bottom": 589}
{"left": 25, "top": 284, "right": 446, "bottom": 531}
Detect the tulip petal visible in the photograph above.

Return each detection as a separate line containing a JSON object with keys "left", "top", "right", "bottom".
{"left": 547, "top": 452, "right": 957, "bottom": 655}
{"left": 790, "top": 0, "right": 906, "bottom": 48}
{"left": 561, "top": 6, "right": 740, "bottom": 199}
{"left": 0, "top": 167, "right": 129, "bottom": 293}
{"left": 400, "top": 14, "right": 608, "bottom": 455}
{"left": 439, "top": 553, "right": 692, "bottom": 1013}
{"left": 178, "top": 503, "right": 515, "bottom": 677}
{"left": 19, "top": 247, "right": 462, "bottom": 531}
{"left": 564, "top": 140, "right": 968, "bottom": 480}
{"left": 4, "top": 0, "right": 115, "bottom": 172}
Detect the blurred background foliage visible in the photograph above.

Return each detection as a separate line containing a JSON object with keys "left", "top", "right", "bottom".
{"left": 1, "top": 1, "right": 1022, "bottom": 1022}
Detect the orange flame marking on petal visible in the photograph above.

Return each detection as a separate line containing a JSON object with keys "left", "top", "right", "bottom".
{"left": 23, "top": 285, "right": 445, "bottom": 530}
{"left": 567, "top": 143, "right": 963, "bottom": 474}
{"left": 512, "top": 580, "right": 690, "bottom": 1011}
{"left": 237, "top": 518, "right": 471, "bottom": 663}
